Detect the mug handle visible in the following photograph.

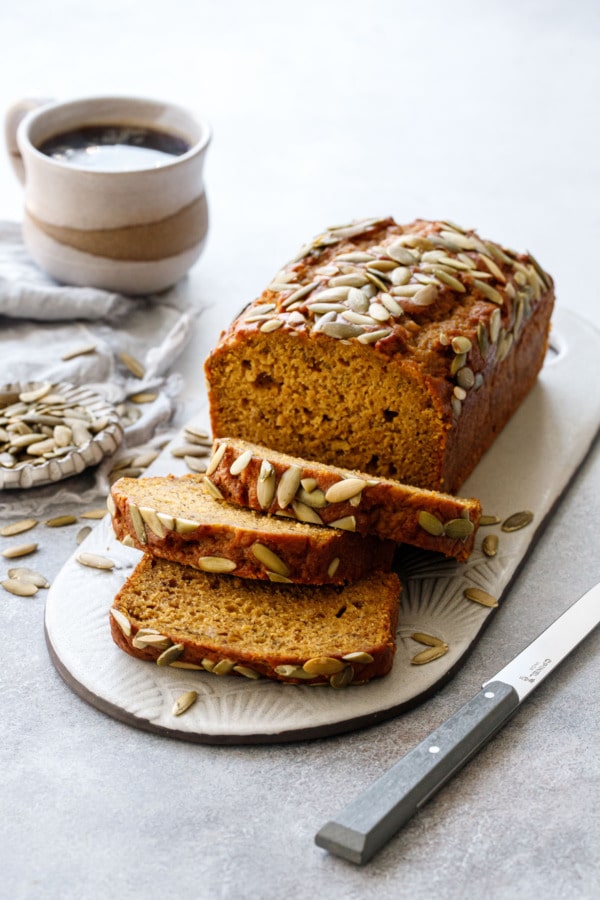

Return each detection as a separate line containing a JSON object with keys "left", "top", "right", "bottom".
{"left": 4, "top": 97, "right": 53, "bottom": 184}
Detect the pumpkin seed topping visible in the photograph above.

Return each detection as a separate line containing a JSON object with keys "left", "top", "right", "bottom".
{"left": 197, "top": 556, "right": 237, "bottom": 573}
{"left": 342, "top": 651, "right": 374, "bottom": 664}
{"left": 276, "top": 465, "right": 302, "bottom": 508}
{"left": 110, "top": 608, "right": 132, "bottom": 637}
{"left": 324, "top": 478, "right": 366, "bottom": 504}
{"left": 444, "top": 518, "right": 474, "bottom": 539}
{"left": 251, "top": 542, "right": 289, "bottom": 577}
{"left": 417, "top": 511, "right": 444, "bottom": 537}
{"left": 229, "top": 449, "right": 253, "bottom": 475}
{"left": 303, "top": 656, "right": 346, "bottom": 676}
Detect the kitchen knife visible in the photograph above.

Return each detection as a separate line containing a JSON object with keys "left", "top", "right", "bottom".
{"left": 315, "top": 581, "right": 600, "bottom": 865}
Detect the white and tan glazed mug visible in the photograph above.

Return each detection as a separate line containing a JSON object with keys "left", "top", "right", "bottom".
{"left": 5, "top": 95, "right": 211, "bottom": 294}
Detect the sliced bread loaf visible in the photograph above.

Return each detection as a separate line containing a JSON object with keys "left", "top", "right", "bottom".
{"left": 205, "top": 437, "right": 481, "bottom": 561}
{"left": 109, "top": 474, "right": 395, "bottom": 584}
{"left": 110, "top": 556, "right": 401, "bottom": 687}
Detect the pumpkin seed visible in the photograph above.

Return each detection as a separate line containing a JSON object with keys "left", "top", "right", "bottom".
{"left": 7, "top": 567, "right": 49, "bottom": 588}
{"left": 170, "top": 662, "right": 203, "bottom": 670}
{"left": 174, "top": 517, "right": 200, "bottom": 535}
{"left": 213, "top": 659, "right": 236, "bottom": 676}
{"left": 157, "top": 643, "right": 185, "bottom": 666}
{"left": 292, "top": 501, "right": 323, "bottom": 525}
{"left": 0, "top": 518, "right": 38, "bottom": 537}
{"left": 474, "top": 279, "right": 504, "bottom": 306}
{"left": 19, "top": 384, "right": 52, "bottom": 404}
{"left": 295, "top": 486, "right": 327, "bottom": 508}
{"left": 464, "top": 587, "right": 498, "bottom": 608}
{"left": 251, "top": 542, "right": 290, "bottom": 577}
{"left": 203, "top": 477, "right": 224, "bottom": 500}
{"left": 76, "top": 552, "right": 115, "bottom": 570}
{"left": 303, "top": 656, "right": 346, "bottom": 676}
{"left": 129, "top": 392, "right": 157, "bottom": 404}
{"left": 386, "top": 243, "right": 418, "bottom": 265}
{"left": 197, "top": 556, "right": 237, "bottom": 573}
{"left": 276, "top": 465, "right": 302, "bottom": 508}
{"left": 412, "top": 284, "right": 438, "bottom": 306}
{"left": 444, "top": 518, "right": 474, "bottom": 539}
{"left": 451, "top": 336, "right": 472, "bottom": 355}
{"left": 411, "top": 644, "right": 449, "bottom": 665}
{"left": 417, "top": 511, "right": 444, "bottom": 537}
{"left": 2, "top": 578, "right": 38, "bottom": 597}
{"left": 76, "top": 525, "right": 92, "bottom": 544}
{"left": 412, "top": 632, "right": 447, "bottom": 648}
{"left": 342, "top": 651, "right": 374, "bottom": 664}
{"left": 266, "top": 572, "right": 293, "bottom": 583}
{"left": 119, "top": 351, "right": 145, "bottom": 379}
{"left": 172, "top": 691, "right": 198, "bottom": 716}
{"left": 157, "top": 512, "right": 176, "bottom": 531}
{"left": 205, "top": 442, "right": 227, "bottom": 476}
{"left": 184, "top": 455, "right": 208, "bottom": 473}
{"left": 328, "top": 516, "right": 356, "bottom": 532}
{"left": 275, "top": 665, "right": 314, "bottom": 680}
{"left": 128, "top": 504, "right": 147, "bottom": 544}
{"left": 330, "top": 666, "right": 354, "bottom": 689}
{"left": 479, "top": 514, "right": 501, "bottom": 526}
{"left": 2, "top": 542, "right": 38, "bottom": 559}
{"left": 257, "top": 459, "right": 276, "bottom": 508}
{"left": 324, "top": 478, "right": 366, "bottom": 504}
{"left": 327, "top": 558, "right": 340, "bottom": 578}
{"left": 229, "top": 449, "right": 253, "bottom": 475}
{"left": 233, "top": 665, "right": 261, "bottom": 680}
{"left": 139, "top": 507, "right": 165, "bottom": 538}
{"left": 110, "top": 608, "right": 131, "bottom": 637}
{"left": 482, "top": 534, "right": 499, "bottom": 557}
{"left": 45, "top": 515, "right": 77, "bottom": 528}
{"left": 502, "top": 510, "right": 534, "bottom": 532}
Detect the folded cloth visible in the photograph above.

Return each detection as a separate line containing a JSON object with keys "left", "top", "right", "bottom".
{"left": 0, "top": 221, "right": 201, "bottom": 516}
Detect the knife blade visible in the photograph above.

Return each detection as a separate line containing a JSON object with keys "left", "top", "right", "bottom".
{"left": 315, "top": 580, "right": 600, "bottom": 865}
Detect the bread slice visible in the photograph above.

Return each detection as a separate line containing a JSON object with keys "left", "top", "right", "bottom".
{"left": 109, "top": 474, "right": 395, "bottom": 584}
{"left": 110, "top": 556, "right": 400, "bottom": 687}
{"left": 205, "top": 437, "right": 481, "bottom": 562}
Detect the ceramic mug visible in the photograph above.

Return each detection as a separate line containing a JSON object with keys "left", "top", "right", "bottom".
{"left": 5, "top": 95, "right": 211, "bottom": 294}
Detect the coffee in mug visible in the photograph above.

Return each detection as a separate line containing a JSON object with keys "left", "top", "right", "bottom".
{"left": 5, "top": 96, "right": 211, "bottom": 295}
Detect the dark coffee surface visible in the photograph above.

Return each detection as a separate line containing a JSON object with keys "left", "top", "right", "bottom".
{"left": 38, "top": 124, "right": 191, "bottom": 171}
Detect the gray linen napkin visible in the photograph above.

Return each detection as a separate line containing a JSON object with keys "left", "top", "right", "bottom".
{"left": 0, "top": 221, "right": 200, "bottom": 515}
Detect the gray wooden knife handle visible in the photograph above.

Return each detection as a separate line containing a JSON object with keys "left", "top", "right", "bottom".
{"left": 315, "top": 680, "right": 520, "bottom": 865}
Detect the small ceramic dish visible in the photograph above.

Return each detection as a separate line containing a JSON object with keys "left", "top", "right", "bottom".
{"left": 0, "top": 380, "right": 123, "bottom": 489}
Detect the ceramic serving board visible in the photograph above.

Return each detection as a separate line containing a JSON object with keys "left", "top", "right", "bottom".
{"left": 45, "top": 308, "right": 600, "bottom": 743}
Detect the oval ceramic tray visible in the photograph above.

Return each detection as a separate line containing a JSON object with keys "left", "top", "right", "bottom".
{"left": 45, "top": 309, "right": 600, "bottom": 743}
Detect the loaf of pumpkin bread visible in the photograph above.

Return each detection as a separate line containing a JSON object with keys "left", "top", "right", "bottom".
{"left": 206, "top": 437, "right": 481, "bottom": 562}
{"left": 205, "top": 217, "right": 554, "bottom": 493}
{"left": 110, "top": 556, "right": 401, "bottom": 687}
{"left": 109, "top": 473, "right": 395, "bottom": 584}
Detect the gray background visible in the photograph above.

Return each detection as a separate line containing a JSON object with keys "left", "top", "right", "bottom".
{"left": 1, "top": 2, "right": 599, "bottom": 898}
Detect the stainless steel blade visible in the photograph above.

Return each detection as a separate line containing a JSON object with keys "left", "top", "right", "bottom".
{"left": 487, "top": 580, "right": 600, "bottom": 700}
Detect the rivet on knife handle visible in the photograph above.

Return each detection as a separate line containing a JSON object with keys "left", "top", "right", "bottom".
{"left": 315, "top": 681, "right": 519, "bottom": 865}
